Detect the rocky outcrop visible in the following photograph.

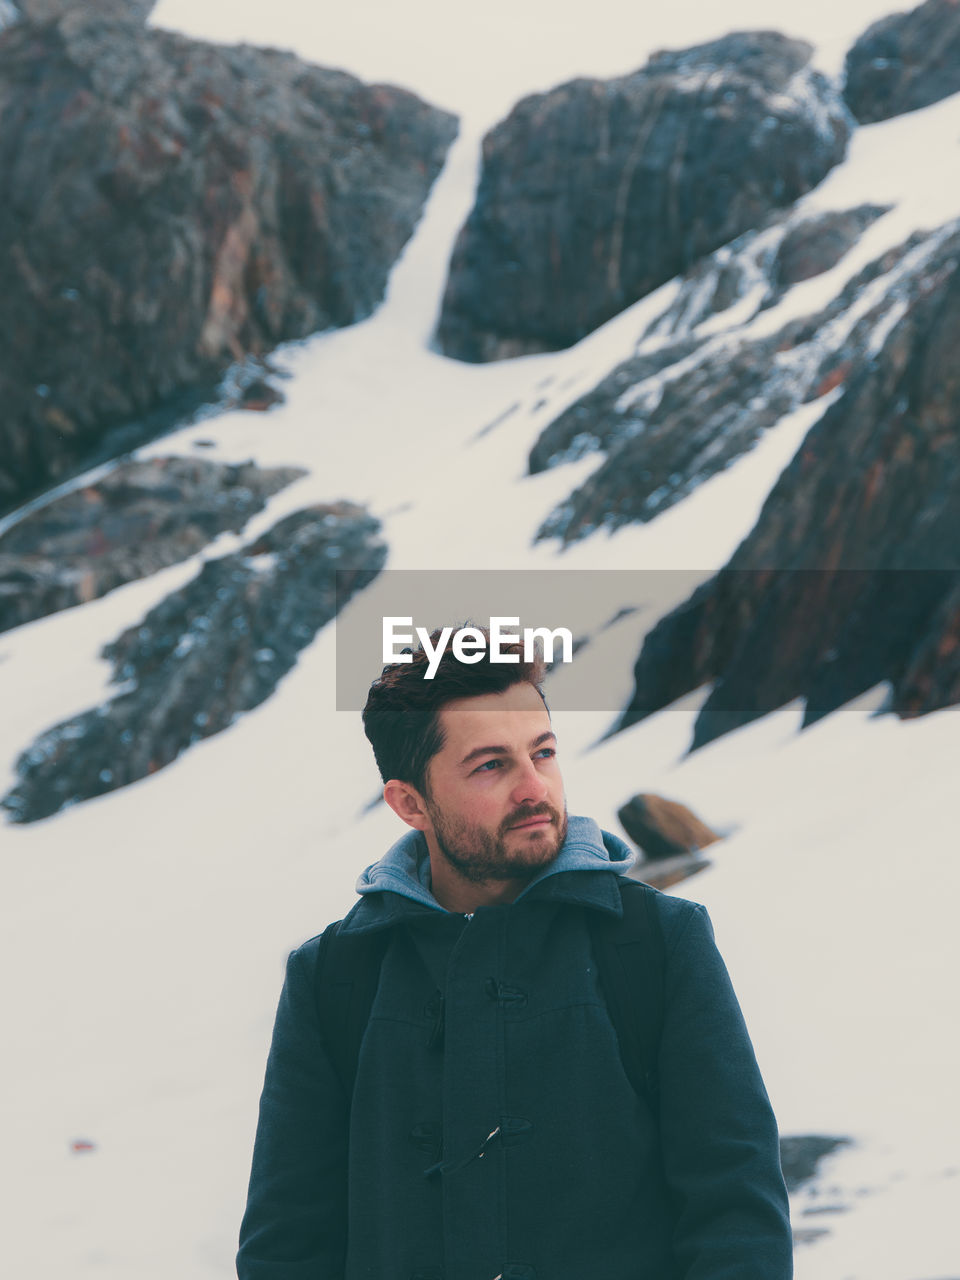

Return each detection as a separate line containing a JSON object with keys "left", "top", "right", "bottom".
{"left": 779, "top": 1136, "right": 852, "bottom": 1193}
{"left": 12, "top": 0, "right": 155, "bottom": 22}
{"left": 619, "top": 792, "right": 719, "bottom": 889}
{"left": 527, "top": 337, "right": 700, "bottom": 476}
{"left": 532, "top": 210, "right": 912, "bottom": 546}
{"left": 766, "top": 205, "right": 890, "bottom": 300}
{"left": 617, "top": 793, "right": 720, "bottom": 859}
{"left": 0, "top": 9, "right": 457, "bottom": 513}
{"left": 616, "top": 221, "right": 960, "bottom": 750}
{"left": 435, "top": 31, "right": 850, "bottom": 362}
{"left": 627, "top": 851, "right": 712, "bottom": 890}
{"left": 1, "top": 501, "right": 386, "bottom": 822}
{"left": 0, "top": 455, "right": 305, "bottom": 634}
{"left": 894, "top": 580, "right": 960, "bottom": 717}
{"left": 534, "top": 328, "right": 800, "bottom": 541}
{"left": 844, "top": 0, "right": 960, "bottom": 123}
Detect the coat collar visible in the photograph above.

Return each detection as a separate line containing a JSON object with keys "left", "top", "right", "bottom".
{"left": 341, "top": 815, "right": 635, "bottom": 934}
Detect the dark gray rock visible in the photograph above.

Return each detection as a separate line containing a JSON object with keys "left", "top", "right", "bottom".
{"left": 534, "top": 329, "right": 799, "bottom": 543}
{"left": 0, "top": 455, "right": 305, "bottom": 634}
{"left": 614, "top": 222, "right": 960, "bottom": 749}
{"left": 766, "top": 204, "right": 890, "bottom": 301}
{"left": 527, "top": 338, "right": 700, "bottom": 476}
{"left": 844, "top": 0, "right": 960, "bottom": 123}
{"left": 14, "top": 0, "right": 155, "bottom": 24}
{"left": 895, "top": 579, "right": 960, "bottom": 718}
{"left": 1, "top": 501, "right": 386, "bottom": 823}
{"left": 779, "top": 1135, "right": 852, "bottom": 1192}
{"left": 435, "top": 31, "right": 849, "bottom": 362}
{"left": 627, "top": 850, "right": 712, "bottom": 890}
{"left": 532, "top": 216, "right": 928, "bottom": 546}
{"left": 0, "top": 18, "right": 457, "bottom": 513}
{"left": 638, "top": 203, "right": 895, "bottom": 338}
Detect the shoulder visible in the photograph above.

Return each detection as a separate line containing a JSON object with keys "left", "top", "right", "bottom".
{"left": 288, "top": 900, "right": 392, "bottom": 975}
{"left": 285, "top": 916, "right": 346, "bottom": 974}
{"left": 616, "top": 878, "right": 712, "bottom": 957}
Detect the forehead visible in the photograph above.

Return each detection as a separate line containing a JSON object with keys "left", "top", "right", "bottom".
{"left": 435, "top": 683, "right": 551, "bottom": 755}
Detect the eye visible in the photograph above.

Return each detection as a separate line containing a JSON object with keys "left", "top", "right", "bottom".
{"left": 534, "top": 747, "right": 556, "bottom": 760}
{"left": 473, "top": 759, "right": 502, "bottom": 773}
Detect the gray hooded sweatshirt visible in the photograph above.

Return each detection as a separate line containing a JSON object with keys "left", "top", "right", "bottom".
{"left": 237, "top": 815, "right": 793, "bottom": 1280}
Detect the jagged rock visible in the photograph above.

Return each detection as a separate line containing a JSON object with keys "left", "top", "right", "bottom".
{"left": 0, "top": 21, "right": 457, "bottom": 514}
{"left": 236, "top": 378, "right": 285, "bottom": 412}
{"left": 14, "top": 0, "right": 154, "bottom": 25}
{"left": 0, "top": 455, "right": 305, "bottom": 634}
{"left": 767, "top": 205, "right": 890, "bottom": 300}
{"left": 532, "top": 214, "right": 927, "bottom": 545}
{"left": 643, "top": 204, "right": 899, "bottom": 340}
{"left": 1, "top": 502, "right": 386, "bottom": 823}
{"left": 618, "top": 792, "right": 721, "bottom": 859}
{"left": 844, "top": 0, "right": 960, "bottom": 124}
{"left": 779, "top": 1136, "right": 852, "bottom": 1192}
{"left": 894, "top": 580, "right": 960, "bottom": 718}
{"left": 628, "top": 851, "right": 712, "bottom": 890}
{"left": 534, "top": 330, "right": 799, "bottom": 542}
{"left": 527, "top": 338, "right": 700, "bottom": 476}
{"left": 435, "top": 31, "right": 849, "bottom": 362}
{"left": 616, "top": 222, "right": 960, "bottom": 749}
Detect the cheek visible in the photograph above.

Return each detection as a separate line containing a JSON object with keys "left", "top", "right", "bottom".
{"left": 470, "top": 786, "right": 516, "bottom": 826}
{"left": 442, "top": 783, "right": 503, "bottom": 824}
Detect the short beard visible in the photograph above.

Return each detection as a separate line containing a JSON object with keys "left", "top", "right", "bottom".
{"left": 426, "top": 798, "right": 568, "bottom": 885}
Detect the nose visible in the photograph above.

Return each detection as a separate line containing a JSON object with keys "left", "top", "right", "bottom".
{"left": 510, "top": 758, "right": 549, "bottom": 806}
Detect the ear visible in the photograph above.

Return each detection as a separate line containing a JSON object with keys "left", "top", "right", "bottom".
{"left": 383, "top": 778, "right": 431, "bottom": 831}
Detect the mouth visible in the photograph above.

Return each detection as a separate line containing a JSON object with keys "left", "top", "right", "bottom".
{"left": 508, "top": 815, "right": 554, "bottom": 831}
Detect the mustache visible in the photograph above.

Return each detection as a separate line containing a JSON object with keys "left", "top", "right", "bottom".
{"left": 501, "top": 803, "right": 561, "bottom": 831}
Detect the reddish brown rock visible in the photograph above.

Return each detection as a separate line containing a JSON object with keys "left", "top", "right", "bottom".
{"left": 0, "top": 16, "right": 456, "bottom": 513}
{"left": 618, "top": 792, "right": 721, "bottom": 859}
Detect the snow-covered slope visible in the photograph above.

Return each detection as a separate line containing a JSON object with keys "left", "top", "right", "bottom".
{"left": 2, "top": 3, "right": 959, "bottom": 1277}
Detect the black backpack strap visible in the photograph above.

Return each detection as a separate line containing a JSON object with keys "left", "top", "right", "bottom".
{"left": 592, "top": 879, "right": 667, "bottom": 1110}
{"left": 311, "top": 920, "right": 391, "bottom": 1099}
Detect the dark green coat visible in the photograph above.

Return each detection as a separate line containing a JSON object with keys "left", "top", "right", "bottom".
{"left": 237, "top": 818, "right": 792, "bottom": 1279}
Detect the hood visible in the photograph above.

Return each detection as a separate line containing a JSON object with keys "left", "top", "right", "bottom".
{"left": 346, "top": 815, "right": 637, "bottom": 932}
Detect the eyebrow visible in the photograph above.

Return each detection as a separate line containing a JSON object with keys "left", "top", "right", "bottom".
{"left": 459, "top": 730, "right": 557, "bottom": 769}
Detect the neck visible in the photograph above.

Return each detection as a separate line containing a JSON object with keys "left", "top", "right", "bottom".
{"left": 427, "top": 853, "right": 531, "bottom": 914}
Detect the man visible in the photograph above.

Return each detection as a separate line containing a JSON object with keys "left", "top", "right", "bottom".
{"left": 237, "top": 631, "right": 792, "bottom": 1279}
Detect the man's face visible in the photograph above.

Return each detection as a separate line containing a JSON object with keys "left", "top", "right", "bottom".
{"left": 420, "top": 682, "right": 568, "bottom": 886}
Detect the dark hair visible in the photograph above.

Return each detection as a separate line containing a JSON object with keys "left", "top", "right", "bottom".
{"left": 362, "top": 625, "right": 547, "bottom": 794}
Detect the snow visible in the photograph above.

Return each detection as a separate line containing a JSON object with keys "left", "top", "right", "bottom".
{"left": 148, "top": 0, "right": 918, "bottom": 123}
{"left": 3, "top": 2, "right": 960, "bottom": 1277}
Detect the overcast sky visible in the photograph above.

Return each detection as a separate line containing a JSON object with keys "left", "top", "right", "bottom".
{"left": 150, "top": 0, "right": 905, "bottom": 124}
